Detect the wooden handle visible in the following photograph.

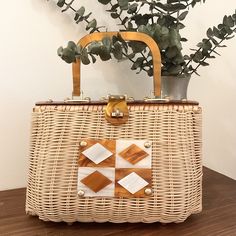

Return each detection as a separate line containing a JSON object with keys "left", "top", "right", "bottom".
{"left": 72, "top": 32, "right": 161, "bottom": 97}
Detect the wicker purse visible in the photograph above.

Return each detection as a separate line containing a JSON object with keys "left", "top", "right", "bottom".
{"left": 26, "top": 32, "right": 202, "bottom": 223}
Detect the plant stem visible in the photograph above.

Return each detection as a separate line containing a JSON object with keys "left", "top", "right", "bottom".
{"left": 64, "top": 1, "right": 100, "bottom": 32}
{"left": 190, "top": 35, "right": 230, "bottom": 75}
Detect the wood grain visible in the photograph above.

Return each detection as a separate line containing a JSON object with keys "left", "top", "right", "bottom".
{"left": 118, "top": 144, "right": 149, "bottom": 165}
{"left": 1, "top": 167, "right": 236, "bottom": 236}
{"left": 80, "top": 170, "right": 112, "bottom": 193}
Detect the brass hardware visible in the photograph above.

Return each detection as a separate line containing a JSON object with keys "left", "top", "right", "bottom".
{"left": 144, "top": 188, "right": 153, "bottom": 196}
{"left": 80, "top": 141, "right": 87, "bottom": 147}
{"left": 65, "top": 97, "right": 91, "bottom": 103}
{"left": 127, "top": 97, "right": 135, "bottom": 101}
{"left": 78, "top": 190, "right": 85, "bottom": 197}
{"left": 105, "top": 95, "right": 129, "bottom": 126}
{"left": 144, "top": 97, "right": 170, "bottom": 102}
{"left": 144, "top": 141, "right": 151, "bottom": 148}
{"left": 100, "top": 96, "right": 107, "bottom": 101}
{"left": 111, "top": 109, "right": 124, "bottom": 118}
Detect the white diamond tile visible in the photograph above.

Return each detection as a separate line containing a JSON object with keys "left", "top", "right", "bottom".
{"left": 82, "top": 143, "right": 113, "bottom": 164}
{"left": 78, "top": 167, "right": 115, "bottom": 197}
{"left": 118, "top": 172, "right": 149, "bottom": 194}
{"left": 116, "top": 140, "right": 152, "bottom": 168}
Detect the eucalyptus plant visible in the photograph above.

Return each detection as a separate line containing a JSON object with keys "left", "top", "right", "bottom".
{"left": 54, "top": 0, "right": 236, "bottom": 77}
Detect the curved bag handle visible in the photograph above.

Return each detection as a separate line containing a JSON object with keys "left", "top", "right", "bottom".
{"left": 72, "top": 32, "right": 161, "bottom": 97}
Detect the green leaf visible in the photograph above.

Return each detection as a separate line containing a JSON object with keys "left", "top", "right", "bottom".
{"left": 111, "top": 13, "right": 120, "bottom": 19}
{"left": 89, "top": 54, "right": 96, "bottom": 63}
{"left": 81, "top": 48, "right": 90, "bottom": 65}
{"left": 117, "top": 33, "right": 128, "bottom": 52}
{"left": 131, "top": 57, "right": 144, "bottom": 70}
{"left": 128, "top": 3, "right": 138, "bottom": 14}
{"left": 178, "top": 11, "right": 188, "bottom": 21}
{"left": 129, "top": 41, "right": 146, "bottom": 53}
{"left": 77, "top": 6, "right": 85, "bottom": 17}
{"left": 223, "top": 15, "right": 234, "bottom": 27}
{"left": 207, "top": 28, "right": 214, "bottom": 38}
{"left": 118, "top": 0, "right": 129, "bottom": 10}
{"left": 102, "top": 37, "right": 112, "bottom": 51}
{"left": 168, "top": 65, "right": 182, "bottom": 75}
{"left": 199, "top": 61, "right": 209, "bottom": 66}
{"left": 166, "top": 47, "right": 178, "bottom": 58}
{"left": 180, "top": 38, "right": 187, "bottom": 42}
{"left": 61, "top": 48, "right": 76, "bottom": 64}
{"left": 226, "top": 35, "right": 235, "bottom": 40}
{"left": 86, "top": 19, "right": 97, "bottom": 30}
{"left": 98, "top": 0, "right": 111, "bottom": 5}
{"left": 57, "top": 46, "right": 63, "bottom": 57}
{"left": 61, "top": 0, "right": 75, "bottom": 12}
{"left": 67, "top": 41, "right": 77, "bottom": 51}
{"left": 98, "top": 46, "right": 111, "bottom": 61}
{"left": 113, "top": 42, "right": 123, "bottom": 60}
{"left": 88, "top": 41, "right": 102, "bottom": 55}
{"left": 193, "top": 51, "right": 204, "bottom": 62}
{"left": 57, "top": 0, "right": 65, "bottom": 7}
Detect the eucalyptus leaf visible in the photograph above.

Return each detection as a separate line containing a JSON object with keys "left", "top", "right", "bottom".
{"left": 129, "top": 41, "right": 146, "bottom": 53}
{"left": 77, "top": 6, "right": 85, "bottom": 17}
{"left": 81, "top": 48, "right": 90, "bottom": 65}
{"left": 61, "top": 48, "right": 76, "bottom": 63}
{"left": 86, "top": 19, "right": 97, "bottom": 31}
{"left": 178, "top": 11, "right": 188, "bottom": 21}
{"left": 113, "top": 42, "right": 123, "bottom": 60}
{"left": 118, "top": 0, "right": 129, "bottom": 10}
{"left": 98, "top": 46, "right": 111, "bottom": 61}
{"left": 67, "top": 41, "right": 77, "bottom": 51}
{"left": 89, "top": 54, "right": 96, "bottom": 63}
{"left": 57, "top": 46, "right": 63, "bottom": 57}
{"left": 98, "top": 0, "right": 111, "bottom": 5}
{"left": 102, "top": 37, "right": 112, "bottom": 50}
{"left": 111, "top": 13, "right": 120, "bottom": 19}
{"left": 57, "top": 0, "right": 65, "bottom": 8}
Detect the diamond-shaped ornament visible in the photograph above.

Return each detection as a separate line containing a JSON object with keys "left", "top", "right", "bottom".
{"left": 117, "top": 172, "right": 149, "bottom": 194}
{"left": 119, "top": 144, "right": 149, "bottom": 165}
{"left": 81, "top": 170, "right": 112, "bottom": 193}
{"left": 82, "top": 143, "right": 113, "bottom": 164}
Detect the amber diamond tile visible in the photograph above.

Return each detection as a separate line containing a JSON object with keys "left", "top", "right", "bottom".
{"left": 118, "top": 144, "right": 149, "bottom": 165}
{"left": 80, "top": 170, "right": 112, "bottom": 193}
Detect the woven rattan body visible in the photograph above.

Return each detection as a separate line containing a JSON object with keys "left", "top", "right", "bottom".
{"left": 26, "top": 102, "right": 202, "bottom": 223}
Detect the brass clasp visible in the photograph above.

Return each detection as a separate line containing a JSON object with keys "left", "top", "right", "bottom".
{"left": 105, "top": 95, "right": 129, "bottom": 125}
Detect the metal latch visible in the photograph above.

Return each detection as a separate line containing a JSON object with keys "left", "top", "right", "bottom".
{"left": 105, "top": 95, "right": 129, "bottom": 125}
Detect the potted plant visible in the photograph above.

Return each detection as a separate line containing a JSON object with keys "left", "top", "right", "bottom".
{"left": 52, "top": 0, "right": 236, "bottom": 100}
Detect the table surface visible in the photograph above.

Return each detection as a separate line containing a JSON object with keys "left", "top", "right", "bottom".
{"left": 0, "top": 167, "right": 236, "bottom": 236}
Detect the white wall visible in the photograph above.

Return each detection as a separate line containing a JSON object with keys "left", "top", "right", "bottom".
{"left": 0, "top": 0, "right": 235, "bottom": 190}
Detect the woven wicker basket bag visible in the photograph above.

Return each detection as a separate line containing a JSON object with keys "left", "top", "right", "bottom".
{"left": 26, "top": 32, "right": 202, "bottom": 223}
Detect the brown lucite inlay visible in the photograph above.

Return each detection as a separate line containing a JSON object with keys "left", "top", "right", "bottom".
{"left": 81, "top": 171, "right": 112, "bottom": 193}
{"left": 119, "top": 144, "right": 149, "bottom": 165}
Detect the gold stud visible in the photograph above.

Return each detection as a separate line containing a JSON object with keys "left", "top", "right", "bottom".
{"left": 78, "top": 190, "right": 85, "bottom": 197}
{"left": 80, "top": 141, "right": 87, "bottom": 147}
{"left": 144, "top": 188, "right": 153, "bottom": 196}
{"left": 144, "top": 141, "right": 151, "bottom": 148}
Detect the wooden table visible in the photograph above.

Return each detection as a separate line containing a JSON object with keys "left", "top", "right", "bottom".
{"left": 0, "top": 167, "right": 236, "bottom": 236}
